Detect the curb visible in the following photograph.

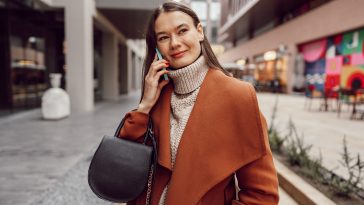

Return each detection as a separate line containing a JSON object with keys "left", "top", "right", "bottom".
{"left": 274, "top": 158, "right": 337, "bottom": 205}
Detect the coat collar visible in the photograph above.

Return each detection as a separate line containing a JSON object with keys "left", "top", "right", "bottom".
{"left": 154, "top": 83, "right": 173, "bottom": 170}
{"left": 151, "top": 68, "right": 268, "bottom": 205}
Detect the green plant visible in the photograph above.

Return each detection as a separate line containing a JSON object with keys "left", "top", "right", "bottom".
{"left": 267, "top": 96, "right": 364, "bottom": 200}
{"left": 268, "top": 96, "right": 287, "bottom": 153}
{"left": 327, "top": 136, "right": 364, "bottom": 197}
{"left": 302, "top": 150, "right": 325, "bottom": 183}
{"left": 268, "top": 96, "right": 278, "bottom": 135}
{"left": 269, "top": 129, "right": 287, "bottom": 154}
{"left": 284, "top": 118, "right": 312, "bottom": 167}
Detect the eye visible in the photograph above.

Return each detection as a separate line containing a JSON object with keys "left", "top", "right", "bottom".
{"left": 178, "top": 28, "right": 188, "bottom": 35}
{"left": 158, "top": 36, "right": 169, "bottom": 42}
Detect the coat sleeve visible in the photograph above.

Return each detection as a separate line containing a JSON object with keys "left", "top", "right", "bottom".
{"left": 232, "top": 113, "right": 279, "bottom": 205}
{"left": 117, "top": 111, "right": 149, "bottom": 142}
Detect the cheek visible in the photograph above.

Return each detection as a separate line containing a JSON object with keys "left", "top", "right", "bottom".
{"left": 184, "top": 35, "right": 200, "bottom": 49}
{"left": 189, "top": 39, "right": 202, "bottom": 53}
{"left": 157, "top": 45, "right": 169, "bottom": 58}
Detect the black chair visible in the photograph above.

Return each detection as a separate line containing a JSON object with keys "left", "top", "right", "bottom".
{"left": 350, "top": 78, "right": 364, "bottom": 120}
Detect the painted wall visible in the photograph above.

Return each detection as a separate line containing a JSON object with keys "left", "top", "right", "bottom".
{"left": 300, "top": 28, "right": 364, "bottom": 96}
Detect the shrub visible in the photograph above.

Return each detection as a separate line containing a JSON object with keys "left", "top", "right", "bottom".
{"left": 268, "top": 98, "right": 364, "bottom": 200}
{"left": 284, "top": 118, "right": 312, "bottom": 167}
{"left": 327, "top": 136, "right": 364, "bottom": 197}
{"left": 268, "top": 96, "right": 287, "bottom": 153}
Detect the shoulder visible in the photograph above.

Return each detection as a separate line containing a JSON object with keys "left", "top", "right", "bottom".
{"left": 207, "top": 68, "right": 258, "bottom": 106}
{"left": 205, "top": 69, "right": 267, "bottom": 153}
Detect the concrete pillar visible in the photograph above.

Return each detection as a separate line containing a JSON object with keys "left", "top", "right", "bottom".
{"left": 64, "top": 0, "right": 94, "bottom": 111}
{"left": 119, "top": 44, "right": 128, "bottom": 94}
{"left": 135, "top": 57, "right": 142, "bottom": 90}
{"left": 132, "top": 53, "right": 137, "bottom": 90}
{"left": 102, "top": 33, "right": 119, "bottom": 100}
{"left": 127, "top": 47, "right": 133, "bottom": 92}
{"left": 286, "top": 44, "right": 298, "bottom": 94}
{"left": 206, "top": 0, "right": 212, "bottom": 41}
{"left": 138, "top": 57, "right": 143, "bottom": 89}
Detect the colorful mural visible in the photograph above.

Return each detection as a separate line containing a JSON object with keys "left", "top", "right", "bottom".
{"left": 301, "top": 39, "right": 327, "bottom": 62}
{"left": 351, "top": 53, "right": 364, "bottom": 65}
{"left": 325, "top": 56, "right": 342, "bottom": 93}
{"left": 341, "top": 65, "right": 364, "bottom": 88}
{"left": 342, "top": 30, "right": 364, "bottom": 55}
{"left": 326, "top": 56, "right": 343, "bottom": 75}
{"left": 300, "top": 27, "right": 364, "bottom": 96}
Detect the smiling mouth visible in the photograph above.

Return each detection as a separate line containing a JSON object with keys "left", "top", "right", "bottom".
{"left": 171, "top": 50, "right": 187, "bottom": 58}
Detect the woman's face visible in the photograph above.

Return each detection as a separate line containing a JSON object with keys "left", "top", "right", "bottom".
{"left": 154, "top": 11, "right": 204, "bottom": 69}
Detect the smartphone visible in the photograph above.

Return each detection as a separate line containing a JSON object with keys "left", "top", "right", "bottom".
{"left": 155, "top": 48, "right": 169, "bottom": 81}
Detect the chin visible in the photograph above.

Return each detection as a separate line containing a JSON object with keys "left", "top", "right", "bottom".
{"left": 171, "top": 56, "right": 199, "bottom": 69}
{"left": 173, "top": 62, "right": 189, "bottom": 69}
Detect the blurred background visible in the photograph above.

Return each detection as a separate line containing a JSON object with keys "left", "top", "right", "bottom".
{"left": 1, "top": 0, "right": 364, "bottom": 113}
{"left": 0, "top": 0, "right": 363, "bottom": 205}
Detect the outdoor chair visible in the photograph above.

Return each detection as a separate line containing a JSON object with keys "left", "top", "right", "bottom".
{"left": 304, "top": 84, "right": 325, "bottom": 111}
{"left": 349, "top": 79, "right": 364, "bottom": 120}
{"left": 337, "top": 80, "right": 364, "bottom": 120}
{"left": 337, "top": 88, "right": 355, "bottom": 118}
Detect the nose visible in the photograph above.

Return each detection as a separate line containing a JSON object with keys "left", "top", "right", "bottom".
{"left": 170, "top": 34, "right": 181, "bottom": 50}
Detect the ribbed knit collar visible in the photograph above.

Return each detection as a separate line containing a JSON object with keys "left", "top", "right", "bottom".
{"left": 168, "top": 56, "right": 208, "bottom": 94}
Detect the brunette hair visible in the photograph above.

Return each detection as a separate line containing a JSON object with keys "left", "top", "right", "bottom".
{"left": 140, "top": 1, "right": 229, "bottom": 102}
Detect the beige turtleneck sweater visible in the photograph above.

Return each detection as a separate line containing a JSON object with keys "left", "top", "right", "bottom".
{"left": 158, "top": 56, "right": 209, "bottom": 205}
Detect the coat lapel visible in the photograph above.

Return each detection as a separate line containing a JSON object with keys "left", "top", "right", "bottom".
{"left": 164, "top": 69, "right": 267, "bottom": 205}
{"left": 152, "top": 84, "right": 173, "bottom": 171}
{"left": 151, "top": 69, "right": 267, "bottom": 205}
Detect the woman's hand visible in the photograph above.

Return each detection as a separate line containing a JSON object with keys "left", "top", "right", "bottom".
{"left": 137, "top": 55, "right": 170, "bottom": 114}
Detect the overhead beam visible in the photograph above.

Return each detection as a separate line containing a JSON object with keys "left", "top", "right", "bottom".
{"left": 94, "top": 10, "right": 127, "bottom": 44}
{"left": 95, "top": 0, "right": 163, "bottom": 10}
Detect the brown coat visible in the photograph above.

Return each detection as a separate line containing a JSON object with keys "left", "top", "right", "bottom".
{"left": 119, "top": 68, "right": 279, "bottom": 205}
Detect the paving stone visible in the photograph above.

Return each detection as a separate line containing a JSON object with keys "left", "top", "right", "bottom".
{"left": 31, "top": 155, "right": 113, "bottom": 205}
{"left": 257, "top": 93, "right": 364, "bottom": 182}
{"left": 0, "top": 91, "right": 303, "bottom": 205}
{"left": 0, "top": 91, "right": 140, "bottom": 205}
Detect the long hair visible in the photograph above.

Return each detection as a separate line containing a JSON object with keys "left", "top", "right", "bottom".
{"left": 140, "top": 1, "right": 229, "bottom": 102}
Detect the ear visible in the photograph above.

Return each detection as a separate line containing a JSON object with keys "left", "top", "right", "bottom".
{"left": 196, "top": 23, "right": 204, "bottom": 42}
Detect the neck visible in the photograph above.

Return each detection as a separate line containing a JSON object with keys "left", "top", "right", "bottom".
{"left": 167, "top": 56, "right": 208, "bottom": 94}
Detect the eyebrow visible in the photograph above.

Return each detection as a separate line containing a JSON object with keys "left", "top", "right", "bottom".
{"left": 156, "top": 23, "right": 189, "bottom": 36}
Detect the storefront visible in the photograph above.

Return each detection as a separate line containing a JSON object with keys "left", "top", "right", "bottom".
{"left": 252, "top": 46, "right": 288, "bottom": 93}
{"left": 0, "top": 0, "right": 107, "bottom": 116}
{"left": 0, "top": 0, "right": 65, "bottom": 115}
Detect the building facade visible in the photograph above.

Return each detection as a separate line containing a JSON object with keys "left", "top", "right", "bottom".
{"left": 218, "top": 0, "right": 364, "bottom": 94}
{"left": 0, "top": 0, "right": 164, "bottom": 115}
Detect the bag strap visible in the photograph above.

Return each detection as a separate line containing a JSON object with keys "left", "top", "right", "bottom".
{"left": 113, "top": 114, "right": 157, "bottom": 153}
{"left": 144, "top": 117, "right": 158, "bottom": 163}
{"left": 114, "top": 114, "right": 158, "bottom": 205}
{"left": 143, "top": 117, "right": 158, "bottom": 205}
{"left": 113, "top": 116, "right": 126, "bottom": 137}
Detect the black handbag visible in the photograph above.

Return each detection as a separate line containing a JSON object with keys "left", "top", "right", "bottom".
{"left": 88, "top": 116, "right": 157, "bottom": 204}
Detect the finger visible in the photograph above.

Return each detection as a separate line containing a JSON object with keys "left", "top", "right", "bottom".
{"left": 147, "top": 59, "right": 165, "bottom": 78}
{"left": 153, "top": 53, "right": 158, "bottom": 62}
{"left": 153, "top": 69, "right": 169, "bottom": 81}
{"left": 149, "top": 61, "right": 169, "bottom": 76}
{"left": 145, "top": 68, "right": 168, "bottom": 86}
{"left": 151, "top": 59, "right": 169, "bottom": 67}
{"left": 157, "top": 78, "right": 170, "bottom": 90}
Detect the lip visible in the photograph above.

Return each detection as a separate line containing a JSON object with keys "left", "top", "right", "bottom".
{"left": 171, "top": 50, "right": 187, "bottom": 58}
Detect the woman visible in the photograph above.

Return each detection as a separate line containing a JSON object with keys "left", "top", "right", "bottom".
{"left": 119, "top": 2, "right": 279, "bottom": 205}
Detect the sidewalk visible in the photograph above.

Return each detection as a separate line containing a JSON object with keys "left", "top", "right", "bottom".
{"left": 0, "top": 91, "right": 141, "bottom": 205}
{"left": 0, "top": 90, "right": 297, "bottom": 205}
{"left": 257, "top": 93, "right": 364, "bottom": 181}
